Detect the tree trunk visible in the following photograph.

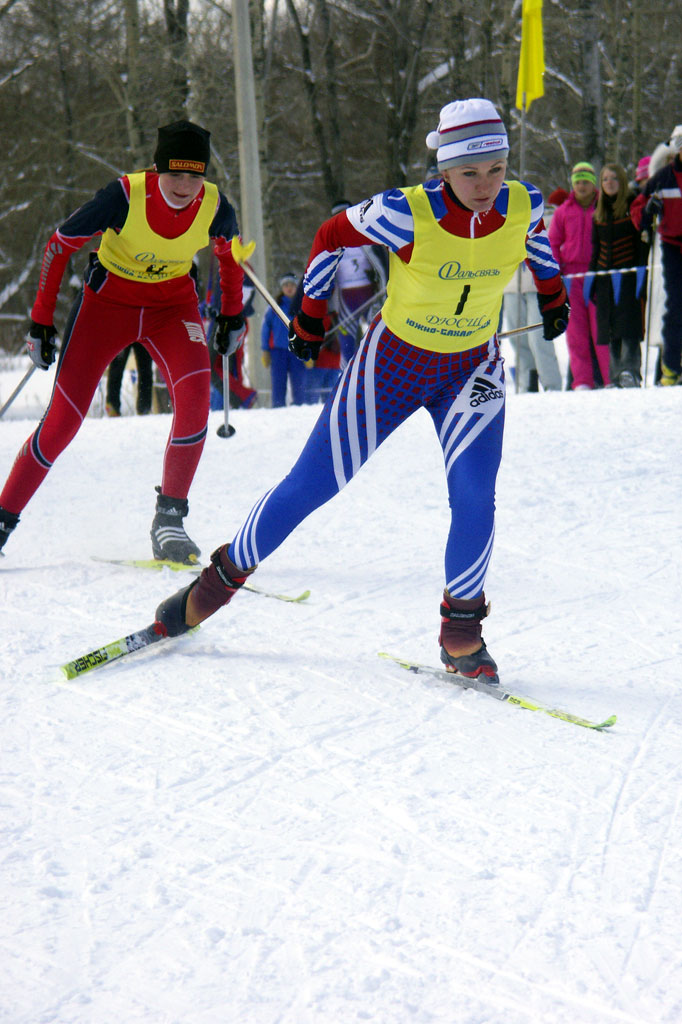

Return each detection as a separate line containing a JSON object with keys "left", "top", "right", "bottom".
{"left": 579, "top": 0, "right": 604, "bottom": 167}
{"left": 123, "top": 0, "right": 144, "bottom": 165}
{"left": 631, "top": 0, "right": 642, "bottom": 166}
{"left": 47, "top": 0, "right": 75, "bottom": 217}
{"left": 384, "top": 0, "right": 435, "bottom": 186}
{"left": 164, "top": 0, "right": 190, "bottom": 119}
{"left": 283, "top": 0, "right": 343, "bottom": 202}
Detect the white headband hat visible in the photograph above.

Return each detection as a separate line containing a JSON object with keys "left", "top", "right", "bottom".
{"left": 426, "top": 98, "right": 509, "bottom": 170}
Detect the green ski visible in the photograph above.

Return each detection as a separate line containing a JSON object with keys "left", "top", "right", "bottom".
{"left": 61, "top": 623, "right": 199, "bottom": 680}
{"left": 378, "top": 653, "right": 616, "bottom": 731}
{"left": 92, "top": 557, "right": 311, "bottom": 603}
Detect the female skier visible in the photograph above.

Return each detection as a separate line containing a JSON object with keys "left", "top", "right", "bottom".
{"left": 155, "top": 98, "right": 569, "bottom": 682}
{"left": 0, "top": 120, "right": 245, "bottom": 564}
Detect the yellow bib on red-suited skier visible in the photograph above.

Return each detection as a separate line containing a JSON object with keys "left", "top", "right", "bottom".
{"left": 382, "top": 181, "right": 530, "bottom": 352}
{"left": 97, "top": 172, "right": 218, "bottom": 283}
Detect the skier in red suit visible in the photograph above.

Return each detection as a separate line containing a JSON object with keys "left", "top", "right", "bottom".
{"left": 0, "top": 121, "right": 245, "bottom": 563}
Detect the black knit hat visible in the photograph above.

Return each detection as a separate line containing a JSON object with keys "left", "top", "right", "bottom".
{"left": 154, "top": 120, "right": 211, "bottom": 175}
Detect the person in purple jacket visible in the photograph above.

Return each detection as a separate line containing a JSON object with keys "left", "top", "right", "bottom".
{"left": 549, "top": 162, "right": 611, "bottom": 390}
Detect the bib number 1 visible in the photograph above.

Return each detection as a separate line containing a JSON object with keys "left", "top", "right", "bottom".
{"left": 455, "top": 284, "right": 471, "bottom": 315}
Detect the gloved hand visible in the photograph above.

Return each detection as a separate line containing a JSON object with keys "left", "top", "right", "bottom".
{"left": 215, "top": 313, "right": 246, "bottom": 356}
{"left": 288, "top": 312, "right": 325, "bottom": 362}
{"left": 537, "top": 291, "right": 570, "bottom": 341}
{"left": 26, "top": 321, "right": 58, "bottom": 370}
{"left": 645, "top": 195, "right": 664, "bottom": 220}
{"left": 261, "top": 350, "right": 271, "bottom": 368}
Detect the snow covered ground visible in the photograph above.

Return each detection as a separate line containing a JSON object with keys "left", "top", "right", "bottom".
{"left": 1, "top": 356, "right": 681, "bottom": 1024}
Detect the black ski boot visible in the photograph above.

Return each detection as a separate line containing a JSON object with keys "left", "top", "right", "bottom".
{"left": 150, "top": 487, "right": 200, "bottom": 564}
{"left": 155, "top": 545, "right": 256, "bottom": 636}
{"left": 439, "top": 590, "right": 499, "bottom": 684}
{"left": 0, "top": 507, "right": 20, "bottom": 556}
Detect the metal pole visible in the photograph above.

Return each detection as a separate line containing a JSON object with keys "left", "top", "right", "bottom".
{"left": 216, "top": 355, "right": 235, "bottom": 438}
{"left": 232, "top": 0, "right": 268, "bottom": 397}
{"left": 232, "top": 237, "right": 290, "bottom": 327}
{"left": 325, "top": 289, "right": 386, "bottom": 339}
{"left": 498, "top": 321, "right": 543, "bottom": 340}
{"left": 0, "top": 363, "right": 37, "bottom": 420}
{"left": 643, "top": 226, "right": 657, "bottom": 387}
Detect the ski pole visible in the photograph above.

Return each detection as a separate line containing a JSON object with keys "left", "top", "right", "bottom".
{"left": 231, "top": 237, "right": 290, "bottom": 328}
{"left": 325, "top": 289, "right": 387, "bottom": 339}
{"left": 217, "top": 354, "right": 235, "bottom": 438}
{"left": 497, "top": 321, "right": 544, "bottom": 339}
{"left": 0, "top": 363, "right": 37, "bottom": 420}
{"left": 231, "top": 236, "right": 549, "bottom": 344}
{"left": 643, "top": 223, "right": 657, "bottom": 387}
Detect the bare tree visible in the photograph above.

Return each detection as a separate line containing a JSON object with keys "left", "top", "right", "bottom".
{"left": 2, "top": 0, "right": 682, "bottom": 350}
{"left": 164, "top": 0, "right": 190, "bottom": 118}
{"left": 578, "top": 0, "right": 604, "bottom": 166}
{"left": 123, "top": 0, "right": 144, "bottom": 164}
{"left": 282, "top": 0, "right": 345, "bottom": 201}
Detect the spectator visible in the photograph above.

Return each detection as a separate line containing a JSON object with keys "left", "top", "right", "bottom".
{"left": 288, "top": 276, "right": 342, "bottom": 405}
{"left": 549, "top": 162, "right": 610, "bottom": 389}
{"left": 590, "top": 163, "right": 647, "bottom": 387}
{"left": 548, "top": 187, "right": 570, "bottom": 208}
{"left": 0, "top": 120, "right": 245, "bottom": 561}
{"left": 328, "top": 199, "right": 388, "bottom": 365}
{"left": 105, "top": 342, "right": 153, "bottom": 416}
{"left": 260, "top": 273, "right": 306, "bottom": 407}
{"left": 207, "top": 275, "right": 257, "bottom": 410}
{"left": 634, "top": 156, "right": 651, "bottom": 193}
{"left": 303, "top": 329, "right": 342, "bottom": 405}
{"left": 633, "top": 125, "right": 682, "bottom": 386}
{"left": 505, "top": 187, "right": 566, "bottom": 392}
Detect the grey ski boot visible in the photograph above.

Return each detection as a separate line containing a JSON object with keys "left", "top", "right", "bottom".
{"left": 150, "top": 486, "right": 200, "bottom": 564}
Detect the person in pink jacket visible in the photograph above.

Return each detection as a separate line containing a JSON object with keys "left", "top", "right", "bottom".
{"left": 548, "top": 162, "right": 610, "bottom": 389}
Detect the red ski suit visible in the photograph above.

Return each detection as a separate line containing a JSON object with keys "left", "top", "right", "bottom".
{"left": 0, "top": 173, "right": 243, "bottom": 513}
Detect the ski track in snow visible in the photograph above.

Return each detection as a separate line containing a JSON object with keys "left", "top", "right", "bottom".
{"left": 1, "top": 378, "right": 682, "bottom": 1024}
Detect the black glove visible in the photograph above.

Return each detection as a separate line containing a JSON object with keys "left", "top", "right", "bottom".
{"left": 214, "top": 313, "right": 245, "bottom": 356}
{"left": 288, "top": 311, "right": 325, "bottom": 362}
{"left": 645, "top": 195, "right": 664, "bottom": 220}
{"left": 26, "top": 321, "right": 58, "bottom": 370}
{"left": 537, "top": 291, "right": 570, "bottom": 341}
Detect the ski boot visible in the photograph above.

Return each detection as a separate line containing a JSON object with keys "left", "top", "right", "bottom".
{"left": 150, "top": 487, "right": 201, "bottom": 564}
{"left": 439, "top": 590, "right": 499, "bottom": 684}
{"left": 618, "top": 370, "right": 640, "bottom": 388}
{"left": 155, "top": 544, "right": 256, "bottom": 636}
{"left": 660, "top": 362, "right": 682, "bottom": 387}
{"left": 0, "top": 507, "right": 20, "bottom": 556}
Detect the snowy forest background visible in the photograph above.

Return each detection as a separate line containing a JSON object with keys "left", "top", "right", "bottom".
{"left": 0, "top": 0, "right": 680, "bottom": 352}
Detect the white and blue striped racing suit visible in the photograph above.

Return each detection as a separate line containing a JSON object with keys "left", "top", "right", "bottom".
{"left": 228, "top": 178, "right": 562, "bottom": 599}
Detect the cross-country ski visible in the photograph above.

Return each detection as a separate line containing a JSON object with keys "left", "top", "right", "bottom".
{"left": 60, "top": 622, "right": 199, "bottom": 680}
{"left": 91, "top": 556, "right": 311, "bottom": 603}
{"left": 378, "top": 652, "right": 617, "bottom": 730}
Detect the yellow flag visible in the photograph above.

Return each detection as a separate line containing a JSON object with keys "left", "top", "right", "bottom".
{"left": 516, "top": 0, "right": 545, "bottom": 111}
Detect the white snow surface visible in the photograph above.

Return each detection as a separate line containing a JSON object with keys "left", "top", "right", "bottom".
{"left": 1, "top": 371, "right": 681, "bottom": 1024}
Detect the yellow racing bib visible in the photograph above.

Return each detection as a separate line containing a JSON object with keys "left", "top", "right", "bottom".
{"left": 98, "top": 172, "right": 218, "bottom": 283}
{"left": 382, "top": 182, "right": 531, "bottom": 352}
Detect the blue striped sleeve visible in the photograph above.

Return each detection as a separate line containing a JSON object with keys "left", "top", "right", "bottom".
{"left": 521, "top": 181, "right": 561, "bottom": 280}
{"left": 304, "top": 248, "right": 344, "bottom": 301}
{"left": 519, "top": 180, "right": 545, "bottom": 232}
{"left": 346, "top": 189, "right": 415, "bottom": 251}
